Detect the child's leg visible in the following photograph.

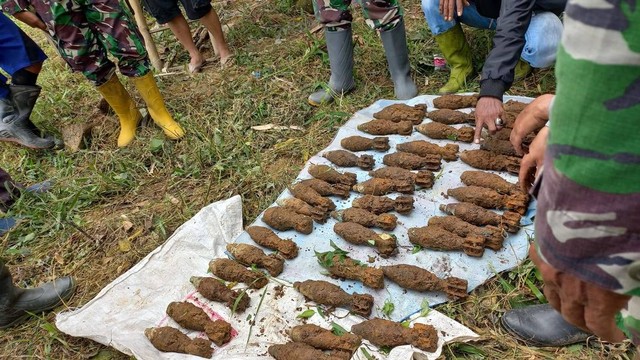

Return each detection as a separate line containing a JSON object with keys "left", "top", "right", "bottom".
{"left": 179, "top": 0, "right": 232, "bottom": 62}
{"left": 166, "top": 14, "right": 205, "bottom": 69}
{"left": 197, "top": 9, "right": 231, "bottom": 62}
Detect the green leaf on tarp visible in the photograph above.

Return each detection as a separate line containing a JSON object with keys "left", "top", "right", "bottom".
{"left": 297, "top": 309, "right": 315, "bottom": 319}
{"left": 331, "top": 322, "right": 347, "bottom": 336}
{"left": 420, "top": 299, "right": 431, "bottom": 317}
{"left": 361, "top": 348, "right": 375, "bottom": 360}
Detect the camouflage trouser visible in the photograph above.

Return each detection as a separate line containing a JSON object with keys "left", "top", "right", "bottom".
{"left": 29, "top": 0, "right": 150, "bottom": 85}
{"left": 313, "top": 0, "right": 403, "bottom": 31}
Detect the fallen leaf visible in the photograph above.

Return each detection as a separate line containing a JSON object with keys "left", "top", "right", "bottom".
{"left": 122, "top": 221, "right": 134, "bottom": 232}
{"left": 54, "top": 253, "right": 65, "bottom": 265}
{"left": 251, "top": 124, "right": 304, "bottom": 131}
{"left": 118, "top": 239, "right": 132, "bottom": 252}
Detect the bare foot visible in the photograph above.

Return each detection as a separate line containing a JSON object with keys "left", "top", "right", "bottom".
{"left": 189, "top": 53, "right": 206, "bottom": 73}
{"left": 219, "top": 50, "right": 234, "bottom": 68}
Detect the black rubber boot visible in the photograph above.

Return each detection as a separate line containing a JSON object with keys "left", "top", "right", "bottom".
{"left": 501, "top": 304, "right": 592, "bottom": 347}
{"left": 380, "top": 19, "right": 417, "bottom": 100}
{"left": 0, "top": 86, "right": 55, "bottom": 149}
{"left": 0, "top": 260, "right": 76, "bottom": 328}
{"left": 9, "top": 85, "right": 43, "bottom": 136}
{"left": 308, "top": 27, "right": 355, "bottom": 106}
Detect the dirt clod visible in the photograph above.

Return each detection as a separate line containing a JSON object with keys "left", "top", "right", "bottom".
{"left": 293, "top": 280, "right": 374, "bottom": 317}
{"left": 145, "top": 326, "right": 213, "bottom": 358}
{"left": 341, "top": 136, "right": 390, "bottom": 152}
{"left": 373, "top": 103, "right": 427, "bottom": 125}
{"left": 351, "top": 318, "right": 439, "bottom": 352}
{"left": 415, "top": 122, "right": 474, "bottom": 143}
{"left": 246, "top": 226, "right": 299, "bottom": 259}
{"left": 357, "top": 119, "right": 413, "bottom": 135}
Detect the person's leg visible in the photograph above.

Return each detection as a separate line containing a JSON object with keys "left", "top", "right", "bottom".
{"left": 0, "top": 13, "right": 55, "bottom": 149}
{"left": 141, "top": 0, "right": 204, "bottom": 71}
{"left": 521, "top": 11, "right": 563, "bottom": 69}
{"left": 166, "top": 14, "right": 206, "bottom": 71}
{"left": 307, "top": 0, "right": 355, "bottom": 106}
{"left": 195, "top": 8, "right": 232, "bottom": 64}
{"left": 32, "top": 0, "right": 145, "bottom": 146}
{"left": 86, "top": 0, "right": 185, "bottom": 140}
{"left": 358, "top": 0, "right": 416, "bottom": 99}
{"left": 0, "top": 258, "right": 76, "bottom": 328}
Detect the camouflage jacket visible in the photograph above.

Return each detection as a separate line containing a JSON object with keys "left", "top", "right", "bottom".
{"left": 535, "top": 0, "right": 640, "bottom": 297}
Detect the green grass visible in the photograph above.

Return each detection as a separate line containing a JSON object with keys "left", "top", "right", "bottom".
{"left": 0, "top": 1, "right": 635, "bottom": 358}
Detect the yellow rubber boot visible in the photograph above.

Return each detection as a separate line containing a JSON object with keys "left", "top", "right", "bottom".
{"left": 131, "top": 73, "right": 185, "bottom": 140}
{"left": 96, "top": 75, "right": 142, "bottom": 147}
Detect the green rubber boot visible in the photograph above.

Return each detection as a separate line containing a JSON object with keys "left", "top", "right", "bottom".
{"left": 308, "top": 28, "right": 355, "bottom": 106}
{"left": 435, "top": 23, "right": 473, "bottom": 94}
{"left": 514, "top": 59, "right": 532, "bottom": 82}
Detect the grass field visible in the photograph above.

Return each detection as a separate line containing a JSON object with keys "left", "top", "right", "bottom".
{"left": 0, "top": 0, "right": 636, "bottom": 358}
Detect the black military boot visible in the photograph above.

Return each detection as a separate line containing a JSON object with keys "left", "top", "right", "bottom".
{"left": 502, "top": 304, "right": 592, "bottom": 346}
{"left": 0, "top": 85, "right": 55, "bottom": 149}
{"left": 0, "top": 260, "right": 76, "bottom": 328}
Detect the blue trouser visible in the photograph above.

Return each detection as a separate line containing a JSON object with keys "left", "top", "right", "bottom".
{"left": 421, "top": 0, "right": 563, "bottom": 68}
{"left": 0, "top": 13, "right": 47, "bottom": 99}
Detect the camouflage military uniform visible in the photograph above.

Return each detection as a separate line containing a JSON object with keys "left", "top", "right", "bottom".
{"left": 314, "top": 0, "right": 404, "bottom": 31}
{"left": 1, "top": 0, "right": 149, "bottom": 85}
{"left": 535, "top": 0, "right": 640, "bottom": 344}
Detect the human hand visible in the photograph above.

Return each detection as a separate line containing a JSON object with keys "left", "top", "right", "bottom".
{"left": 510, "top": 94, "right": 554, "bottom": 155}
{"left": 529, "top": 245, "right": 630, "bottom": 343}
{"left": 439, "top": 0, "right": 470, "bottom": 21}
{"left": 13, "top": 11, "right": 46, "bottom": 31}
{"left": 519, "top": 126, "right": 547, "bottom": 192}
{"left": 473, "top": 97, "right": 504, "bottom": 143}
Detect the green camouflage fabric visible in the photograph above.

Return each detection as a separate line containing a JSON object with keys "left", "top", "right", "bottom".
{"left": 1, "top": 0, "right": 150, "bottom": 85}
{"left": 313, "top": 0, "right": 403, "bottom": 31}
{"left": 535, "top": 0, "right": 640, "bottom": 345}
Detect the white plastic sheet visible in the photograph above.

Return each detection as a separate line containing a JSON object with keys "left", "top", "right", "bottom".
{"left": 234, "top": 94, "right": 534, "bottom": 320}
{"left": 56, "top": 196, "right": 478, "bottom": 360}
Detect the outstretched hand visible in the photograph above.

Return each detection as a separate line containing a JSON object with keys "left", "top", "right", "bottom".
{"left": 474, "top": 97, "right": 504, "bottom": 143}
{"left": 439, "top": 0, "right": 470, "bottom": 21}
{"left": 510, "top": 94, "right": 554, "bottom": 155}
{"left": 519, "top": 126, "right": 548, "bottom": 192}
{"left": 529, "top": 245, "right": 630, "bottom": 343}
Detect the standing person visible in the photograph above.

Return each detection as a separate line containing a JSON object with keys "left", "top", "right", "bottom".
{"left": 2, "top": 0, "right": 186, "bottom": 147}
{"left": 0, "top": 12, "right": 57, "bottom": 150}
{"left": 0, "top": 167, "right": 76, "bottom": 328}
{"left": 308, "top": 0, "right": 417, "bottom": 106}
{"left": 421, "top": 0, "right": 565, "bottom": 143}
{"left": 503, "top": 0, "right": 640, "bottom": 348}
{"left": 142, "top": 0, "right": 232, "bottom": 73}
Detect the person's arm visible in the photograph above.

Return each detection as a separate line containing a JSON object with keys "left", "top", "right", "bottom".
{"left": 479, "top": 0, "right": 535, "bottom": 100}
{"left": 473, "top": 0, "right": 535, "bottom": 142}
